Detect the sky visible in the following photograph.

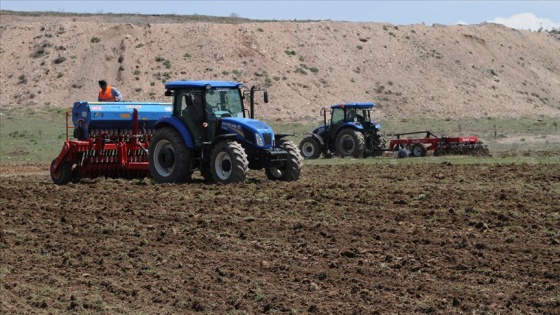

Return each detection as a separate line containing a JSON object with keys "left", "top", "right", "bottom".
{"left": 1, "top": 1, "right": 559, "bottom": 31}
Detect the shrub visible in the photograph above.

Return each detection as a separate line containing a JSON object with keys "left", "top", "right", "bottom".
{"left": 284, "top": 49, "right": 296, "bottom": 56}
{"left": 90, "top": 36, "right": 100, "bottom": 43}
{"left": 31, "top": 47, "right": 47, "bottom": 58}
{"left": 17, "top": 74, "right": 27, "bottom": 84}
{"left": 295, "top": 67, "right": 307, "bottom": 75}
{"left": 53, "top": 55, "right": 66, "bottom": 64}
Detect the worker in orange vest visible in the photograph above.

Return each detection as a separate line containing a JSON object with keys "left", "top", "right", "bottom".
{"left": 98, "top": 80, "right": 123, "bottom": 102}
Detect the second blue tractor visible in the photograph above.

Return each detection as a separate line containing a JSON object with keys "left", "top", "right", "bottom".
{"left": 299, "top": 102, "right": 386, "bottom": 159}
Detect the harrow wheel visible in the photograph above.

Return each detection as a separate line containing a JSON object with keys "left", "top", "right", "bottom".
{"left": 149, "top": 127, "right": 193, "bottom": 183}
{"left": 266, "top": 141, "right": 304, "bottom": 181}
{"left": 50, "top": 159, "right": 72, "bottom": 185}
{"left": 335, "top": 128, "right": 365, "bottom": 158}
{"left": 210, "top": 140, "right": 248, "bottom": 184}
{"left": 410, "top": 143, "right": 427, "bottom": 158}
{"left": 299, "top": 137, "right": 321, "bottom": 159}
{"left": 397, "top": 148, "right": 409, "bottom": 159}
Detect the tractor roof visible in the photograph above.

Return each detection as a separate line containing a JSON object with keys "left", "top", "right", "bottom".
{"left": 331, "top": 102, "right": 375, "bottom": 109}
{"left": 165, "top": 80, "right": 242, "bottom": 90}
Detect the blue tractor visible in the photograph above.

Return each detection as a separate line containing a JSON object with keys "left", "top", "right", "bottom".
{"left": 299, "top": 102, "right": 386, "bottom": 159}
{"left": 149, "top": 80, "right": 303, "bottom": 183}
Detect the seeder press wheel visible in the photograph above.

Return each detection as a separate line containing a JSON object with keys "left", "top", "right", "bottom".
{"left": 50, "top": 159, "right": 73, "bottom": 185}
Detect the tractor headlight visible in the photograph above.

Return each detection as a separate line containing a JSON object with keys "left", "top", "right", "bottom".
{"left": 255, "top": 133, "right": 264, "bottom": 147}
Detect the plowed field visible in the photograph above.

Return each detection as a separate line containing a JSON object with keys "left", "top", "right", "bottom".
{"left": 1, "top": 162, "right": 559, "bottom": 314}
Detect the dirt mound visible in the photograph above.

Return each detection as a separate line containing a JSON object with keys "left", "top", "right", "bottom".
{"left": 1, "top": 162, "right": 559, "bottom": 314}
{"left": 1, "top": 12, "right": 559, "bottom": 122}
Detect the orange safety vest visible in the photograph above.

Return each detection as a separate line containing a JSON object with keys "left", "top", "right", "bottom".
{"left": 98, "top": 86, "right": 116, "bottom": 101}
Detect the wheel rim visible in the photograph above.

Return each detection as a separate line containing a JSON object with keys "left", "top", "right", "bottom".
{"left": 301, "top": 142, "right": 316, "bottom": 158}
{"left": 154, "top": 140, "right": 174, "bottom": 176}
{"left": 412, "top": 145, "right": 422, "bottom": 156}
{"left": 268, "top": 167, "right": 283, "bottom": 178}
{"left": 214, "top": 151, "right": 232, "bottom": 180}
{"left": 340, "top": 135, "right": 355, "bottom": 154}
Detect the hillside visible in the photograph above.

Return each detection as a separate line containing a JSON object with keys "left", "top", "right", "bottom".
{"left": 1, "top": 11, "right": 559, "bottom": 122}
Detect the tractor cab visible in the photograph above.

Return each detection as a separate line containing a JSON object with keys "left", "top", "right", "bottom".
{"left": 327, "top": 102, "right": 379, "bottom": 137}
{"left": 165, "top": 81, "right": 246, "bottom": 146}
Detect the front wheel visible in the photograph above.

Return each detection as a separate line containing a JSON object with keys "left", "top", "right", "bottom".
{"left": 335, "top": 129, "right": 365, "bottom": 158}
{"left": 299, "top": 137, "right": 321, "bottom": 159}
{"left": 148, "top": 126, "right": 193, "bottom": 183}
{"left": 266, "top": 141, "right": 304, "bottom": 181}
{"left": 210, "top": 141, "right": 248, "bottom": 184}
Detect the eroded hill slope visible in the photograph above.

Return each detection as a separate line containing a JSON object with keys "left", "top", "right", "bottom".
{"left": 1, "top": 12, "right": 559, "bottom": 121}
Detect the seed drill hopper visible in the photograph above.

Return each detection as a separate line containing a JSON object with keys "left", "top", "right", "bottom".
{"left": 50, "top": 101, "right": 172, "bottom": 184}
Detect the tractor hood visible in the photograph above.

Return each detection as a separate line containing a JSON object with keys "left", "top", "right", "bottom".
{"left": 220, "top": 117, "right": 275, "bottom": 148}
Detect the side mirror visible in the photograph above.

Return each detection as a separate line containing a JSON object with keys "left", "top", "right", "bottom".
{"left": 263, "top": 91, "right": 269, "bottom": 103}
{"left": 164, "top": 90, "right": 174, "bottom": 97}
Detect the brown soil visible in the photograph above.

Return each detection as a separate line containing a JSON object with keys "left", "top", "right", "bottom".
{"left": 1, "top": 162, "right": 559, "bottom": 314}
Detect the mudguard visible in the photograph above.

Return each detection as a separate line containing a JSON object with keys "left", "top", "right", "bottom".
{"left": 154, "top": 116, "right": 195, "bottom": 149}
{"left": 302, "top": 132, "right": 326, "bottom": 148}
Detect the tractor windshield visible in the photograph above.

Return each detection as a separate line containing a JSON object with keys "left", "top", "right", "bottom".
{"left": 206, "top": 87, "right": 244, "bottom": 118}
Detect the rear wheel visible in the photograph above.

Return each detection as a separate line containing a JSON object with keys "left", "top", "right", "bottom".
{"left": 149, "top": 126, "right": 193, "bottom": 183}
{"left": 299, "top": 137, "right": 321, "bottom": 159}
{"left": 211, "top": 141, "right": 248, "bottom": 184}
{"left": 266, "top": 141, "right": 304, "bottom": 181}
{"left": 51, "top": 159, "right": 72, "bottom": 185}
{"left": 410, "top": 143, "right": 427, "bottom": 157}
{"left": 335, "top": 129, "right": 365, "bottom": 158}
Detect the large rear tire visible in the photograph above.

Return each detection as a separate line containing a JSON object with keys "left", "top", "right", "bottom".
{"left": 299, "top": 137, "right": 321, "bottom": 159}
{"left": 266, "top": 141, "right": 304, "bottom": 181}
{"left": 51, "top": 159, "right": 72, "bottom": 185}
{"left": 335, "top": 129, "right": 365, "bottom": 158}
{"left": 149, "top": 126, "right": 193, "bottom": 183}
{"left": 211, "top": 141, "right": 248, "bottom": 184}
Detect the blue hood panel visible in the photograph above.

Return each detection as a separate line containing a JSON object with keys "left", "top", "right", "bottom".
{"left": 220, "top": 117, "right": 275, "bottom": 148}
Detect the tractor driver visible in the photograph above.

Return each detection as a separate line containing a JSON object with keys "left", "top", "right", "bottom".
{"left": 98, "top": 80, "right": 123, "bottom": 102}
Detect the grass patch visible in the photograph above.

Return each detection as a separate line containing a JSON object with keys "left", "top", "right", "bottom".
{"left": 1, "top": 108, "right": 558, "bottom": 165}
{"left": 0, "top": 107, "right": 68, "bottom": 164}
